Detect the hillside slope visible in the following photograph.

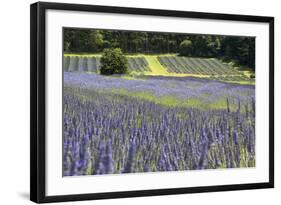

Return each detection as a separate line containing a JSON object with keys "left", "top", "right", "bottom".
{"left": 63, "top": 54, "right": 254, "bottom": 84}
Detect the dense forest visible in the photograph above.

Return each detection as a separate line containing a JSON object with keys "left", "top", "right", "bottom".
{"left": 64, "top": 28, "right": 255, "bottom": 70}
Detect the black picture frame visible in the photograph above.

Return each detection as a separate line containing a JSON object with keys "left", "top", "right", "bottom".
{"left": 30, "top": 1, "right": 274, "bottom": 203}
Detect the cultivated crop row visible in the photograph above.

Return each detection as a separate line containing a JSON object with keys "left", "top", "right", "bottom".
{"left": 64, "top": 56, "right": 101, "bottom": 72}
{"left": 63, "top": 87, "right": 255, "bottom": 176}
{"left": 158, "top": 56, "right": 241, "bottom": 75}
{"left": 64, "top": 72, "right": 255, "bottom": 108}
{"left": 127, "top": 57, "right": 151, "bottom": 72}
{"left": 64, "top": 56, "right": 150, "bottom": 73}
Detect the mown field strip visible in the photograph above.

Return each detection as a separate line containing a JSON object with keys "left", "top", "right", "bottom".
{"left": 145, "top": 56, "right": 169, "bottom": 75}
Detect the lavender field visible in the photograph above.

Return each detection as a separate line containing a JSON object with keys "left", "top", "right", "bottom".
{"left": 63, "top": 72, "right": 255, "bottom": 176}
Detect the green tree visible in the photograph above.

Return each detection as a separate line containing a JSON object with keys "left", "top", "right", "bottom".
{"left": 89, "top": 31, "right": 104, "bottom": 52}
{"left": 100, "top": 48, "right": 128, "bottom": 75}
{"left": 179, "top": 39, "right": 193, "bottom": 56}
{"left": 63, "top": 28, "right": 255, "bottom": 71}
{"left": 220, "top": 36, "right": 255, "bottom": 70}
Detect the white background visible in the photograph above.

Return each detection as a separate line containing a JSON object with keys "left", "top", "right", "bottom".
{"left": 46, "top": 9, "right": 269, "bottom": 196}
{"left": 0, "top": 0, "right": 279, "bottom": 204}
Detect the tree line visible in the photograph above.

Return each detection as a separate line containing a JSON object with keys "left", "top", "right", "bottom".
{"left": 64, "top": 28, "right": 255, "bottom": 70}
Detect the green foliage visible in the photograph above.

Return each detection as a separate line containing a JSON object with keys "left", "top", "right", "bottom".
{"left": 89, "top": 30, "right": 104, "bottom": 50}
{"left": 64, "top": 28, "right": 255, "bottom": 71}
{"left": 219, "top": 36, "right": 255, "bottom": 70}
{"left": 100, "top": 48, "right": 128, "bottom": 75}
{"left": 179, "top": 36, "right": 221, "bottom": 57}
{"left": 179, "top": 39, "right": 193, "bottom": 56}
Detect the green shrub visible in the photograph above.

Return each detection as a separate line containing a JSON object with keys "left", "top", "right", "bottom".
{"left": 100, "top": 48, "right": 128, "bottom": 75}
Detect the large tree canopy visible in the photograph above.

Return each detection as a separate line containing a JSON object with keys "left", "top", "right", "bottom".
{"left": 64, "top": 28, "right": 255, "bottom": 70}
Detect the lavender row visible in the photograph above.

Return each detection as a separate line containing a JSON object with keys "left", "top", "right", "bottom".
{"left": 64, "top": 72, "right": 255, "bottom": 107}
{"left": 63, "top": 88, "right": 255, "bottom": 176}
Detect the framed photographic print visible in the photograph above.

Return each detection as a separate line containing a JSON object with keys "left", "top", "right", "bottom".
{"left": 30, "top": 1, "right": 274, "bottom": 203}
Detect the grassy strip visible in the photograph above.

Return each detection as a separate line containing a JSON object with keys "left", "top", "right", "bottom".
{"left": 143, "top": 56, "right": 169, "bottom": 75}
